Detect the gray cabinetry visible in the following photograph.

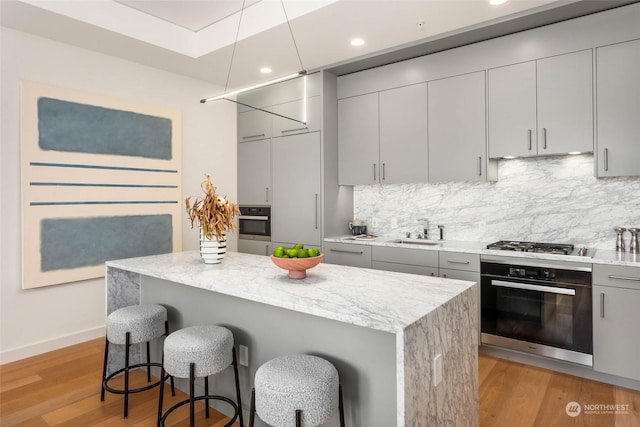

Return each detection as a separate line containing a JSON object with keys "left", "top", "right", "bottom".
{"left": 592, "top": 264, "right": 640, "bottom": 381}
{"left": 238, "top": 139, "right": 271, "bottom": 205}
{"left": 338, "top": 93, "right": 379, "bottom": 185}
{"left": 488, "top": 50, "right": 593, "bottom": 158}
{"left": 379, "top": 84, "right": 428, "bottom": 184}
{"left": 238, "top": 239, "right": 271, "bottom": 256}
{"left": 428, "top": 71, "right": 492, "bottom": 182}
{"left": 238, "top": 109, "right": 271, "bottom": 142}
{"left": 596, "top": 39, "right": 640, "bottom": 177}
{"left": 372, "top": 246, "right": 438, "bottom": 277}
{"left": 324, "top": 242, "right": 372, "bottom": 268}
{"left": 271, "top": 96, "right": 321, "bottom": 136}
{"left": 271, "top": 132, "right": 321, "bottom": 247}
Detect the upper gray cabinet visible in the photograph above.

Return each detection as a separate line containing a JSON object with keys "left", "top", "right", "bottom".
{"left": 338, "top": 93, "right": 380, "bottom": 185}
{"left": 238, "top": 139, "right": 271, "bottom": 205}
{"left": 488, "top": 50, "right": 593, "bottom": 158}
{"left": 379, "top": 84, "right": 428, "bottom": 184}
{"left": 428, "top": 71, "right": 492, "bottom": 182}
{"left": 271, "top": 96, "right": 321, "bottom": 136}
{"left": 338, "top": 84, "right": 428, "bottom": 185}
{"left": 238, "top": 109, "right": 271, "bottom": 142}
{"left": 595, "top": 39, "right": 640, "bottom": 177}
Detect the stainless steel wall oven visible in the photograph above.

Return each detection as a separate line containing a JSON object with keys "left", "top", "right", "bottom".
{"left": 481, "top": 256, "right": 593, "bottom": 366}
{"left": 238, "top": 206, "right": 271, "bottom": 241}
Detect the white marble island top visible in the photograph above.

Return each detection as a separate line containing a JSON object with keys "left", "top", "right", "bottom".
{"left": 106, "top": 250, "right": 475, "bottom": 334}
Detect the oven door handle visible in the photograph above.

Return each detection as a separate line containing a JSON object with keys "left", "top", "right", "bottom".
{"left": 491, "top": 279, "right": 576, "bottom": 296}
{"left": 239, "top": 215, "right": 269, "bottom": 221}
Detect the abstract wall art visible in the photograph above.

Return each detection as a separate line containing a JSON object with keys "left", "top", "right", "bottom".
{"left": 21, "top": 81, "right": 182, "bottom": 289}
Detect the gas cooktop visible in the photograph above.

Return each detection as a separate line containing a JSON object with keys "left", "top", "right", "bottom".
{"left": 486, "top": 240, "right": 576, "bottom": 255}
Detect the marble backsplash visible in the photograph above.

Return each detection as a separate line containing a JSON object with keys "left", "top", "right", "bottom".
{"left": 354, "top": 154, "right": 640, "bottom": 250}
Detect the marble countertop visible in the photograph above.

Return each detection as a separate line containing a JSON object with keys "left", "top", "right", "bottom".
{"left": 324, "top": 236, "right": 640, "bottom": 267}
{"left": 106, "top": 250, "right": 476, "bottom": 334}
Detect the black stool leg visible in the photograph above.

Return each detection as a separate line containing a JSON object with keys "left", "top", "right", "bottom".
{"left": 163, "top": 320, "right": 176, "bottom": 397}
{"left": 339, "top": 384, "right": 345, "bottom": 427}
{"left": 100, "top": 336, "right": 109, "bottom": 401}
{"left": 124, "top": 332, "right": 131, "bottom": 418}
{"left": 232, "top": 347, "right": 244, "bottom": 427}
{"left": 157, "top": 354, "right": 166, "bottom": 427}
{"left": 146, "top": 341, "right": 152, "bottom": 382}
{"left": 295, "top": 409, "right": 302, "bottom": 427}
{"left": 249, "top": 388, "right": 256, "bottom": 427}
{"left": 189, "top": 363, "right": 196, "bottom": 427}
{"left": 205, "top": 376, "right": 210, "bottom": 418}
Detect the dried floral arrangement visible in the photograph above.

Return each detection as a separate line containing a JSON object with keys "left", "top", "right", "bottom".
{"left": 185, "top": 175, "right": 240, "bottom": 242}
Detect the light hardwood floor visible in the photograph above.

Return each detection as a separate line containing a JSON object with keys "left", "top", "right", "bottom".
{"left": 1, "top": 338, "right": 639, "bottom": 426}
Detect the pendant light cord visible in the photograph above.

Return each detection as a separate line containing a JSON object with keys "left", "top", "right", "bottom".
{"left": 281, "top": 0, "right": 306, "bottom": 72}
{"left": 223, "top": 0, "right": 246, "bottom": 94}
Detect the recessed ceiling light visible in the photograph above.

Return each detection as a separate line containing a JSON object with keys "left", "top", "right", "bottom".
{"left": 490, "top": 0, "right": 508, "bottom": 5}
{"left": 350, "top": 38, "right": 365, "bottom": 47}
{"left": 260, "top": 67, "right": 273, "bottom": 74}
{"left": 568, "top": 151, "right": 582, "bottom": 155}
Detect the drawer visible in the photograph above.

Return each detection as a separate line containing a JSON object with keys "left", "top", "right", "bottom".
{"left": 372, "top": 261, "right": 438, "bottom": 277}
{"left": 438, "top": 251, "right": 480, "bottom": 272}
{"left": 372, "top": 246, "right": 438, "bottom": 267}
{"left": 439, "top": 269, "right": 480, "bottom": 283}
{"left": 593, "top": 264, "right": 640, "bottom": 290}
{"left": 323, "top": 242, "right": 372, "bottom": 269}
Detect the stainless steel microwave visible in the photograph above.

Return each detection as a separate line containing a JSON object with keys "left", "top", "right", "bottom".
{"left": 238, "top": 206, "right": 271, "bottom": 241}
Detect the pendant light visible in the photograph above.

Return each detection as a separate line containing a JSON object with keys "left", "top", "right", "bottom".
{"left": 200, "top": 0, "right": 307, "bottom": 121}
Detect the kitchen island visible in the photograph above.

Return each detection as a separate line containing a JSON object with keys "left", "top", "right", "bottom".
{"left": 105, "top": 251, "right": 478, "bottom": 427}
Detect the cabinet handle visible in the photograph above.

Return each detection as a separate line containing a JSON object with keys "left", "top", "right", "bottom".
{"left": 477, "top": 157, "right": 482, "bottom": 176}
{"left": 447, "top": 259, "right": 470, "bottom": 265}
{"left": 604, "top": 148, "right": 609, "bottom": 172}
{"left": 281, "top": 127, "right": 308, "bottom": 133}
{"left": 527, "top": 129, "right": 532, "bottom": 150}
{"left": 265, "top": 187, "right": 269, "bottom": 203}
{"left": 607, "top": 274, "right": 640, "bottom": 282}
{"left": 242, "top": 134, "right": 265, "bottom": 140}
{"left": 542, "top": 128, "right": 547, "bottom": 149}
{"left": 330, "top": 248, "right": 363, "bottom": 255}
{"left": 600, "top": 292, "right": 605, "bottom": 318}
{"left": 373, "top": 164, "right": 377, "bottom": 181}
{"left": 382, "top": 163, "right": 386, "bottom": 181}
{"left": 315, "top": 193, "right": 319, "bottom": 229}
{"left": 266, "top": 245, "right": 270, "bottom": 256}
{"left": 442, "top": 273, "right": 448, "bottom": 278}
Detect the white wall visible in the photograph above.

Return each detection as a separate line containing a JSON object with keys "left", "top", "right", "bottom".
{"left": 0, "top": 27, "right": 238, "bottom": 363}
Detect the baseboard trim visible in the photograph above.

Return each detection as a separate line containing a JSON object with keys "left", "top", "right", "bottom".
{"left": 0, "top": 326, "right": 105, "bottom": 365}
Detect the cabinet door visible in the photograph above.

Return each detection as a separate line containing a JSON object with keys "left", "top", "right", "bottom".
{"left": 237, "top": 139, "right": 271, "bottom": 205}
{"left": 428, "top": 71, "right": 487, "bottom": 182}
{"left": 271, "top": 96, "right": 320, "bottom": 136}
{"left": 338, "top": 93, "right": 380, "bottom": 185}
{"left": 537, "top": 50, "right": 593, "bottom": 155}
{"left": 593, "top": 284, "right": 640, "bottom": 381}
{"left": 238, "top": 109, "right": 271, "bottom": 142}
{"left": 379, "top": 84, "right": 428, "bottom": 183}
{"left": 323, "top": 242, "right": 372, "bottom": 268}
{"left": 271, "top": 133, "right": 321, "bottom": 246}
{"left": 238, "top": 239, "right": 271, "bottom": 256}
{"left": 596, "top": 39, "right": 640, "bottom": 177}
{"left": 488, "top": 61, "right": 537, "bottom": 158}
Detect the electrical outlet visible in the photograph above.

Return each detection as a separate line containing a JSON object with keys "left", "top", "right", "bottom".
{"left": 390, "top": 218, "right": 398, "bottom": 229}
{"left": 239, "top": 345, "right": 249, "bottom": 367}
{"left": 478, "top": 220, "right": 486, "bottom": 233}
{"left": 433, "top": 353, "right": 443, "bottom": 387}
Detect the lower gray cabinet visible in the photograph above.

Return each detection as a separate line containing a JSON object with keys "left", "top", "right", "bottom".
{"left": 592, "top": 264, "right": 640, "bottom": 381}
{"left": 324, "top": 242, "right": 372, "bottom": 268}
{"left": 371, "top": 246, "right": 438, "bottom": 277}
{"left": 238, "top": 239, "right": 271, "bottom": 256}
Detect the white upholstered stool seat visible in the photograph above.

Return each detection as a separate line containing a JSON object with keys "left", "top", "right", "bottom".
{"left": 158, "top": 325, "right": 244, "bottom": 427}
{"left": 101, "top": 303, "right": 172, "bottom": 418}
{"left": 249, "top": 355, "right": 345, "bottom": 427}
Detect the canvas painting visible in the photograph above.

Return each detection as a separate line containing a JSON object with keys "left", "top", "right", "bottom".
{"left": 20, "top": 81, "right": 182, "bottom": 289}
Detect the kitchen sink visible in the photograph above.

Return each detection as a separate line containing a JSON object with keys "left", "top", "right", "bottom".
{"left": 389, "top": 238, "right": 441, "bottom": 246}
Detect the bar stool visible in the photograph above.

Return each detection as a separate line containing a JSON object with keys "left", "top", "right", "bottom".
{"left": 249, "top": 354, "right": 345, "bottom": 427}
{"left": 158, "top": 325, "right": 244, "bottom": 427}
{"left": 101, "top": 303, "right": 174, "bottom": 418}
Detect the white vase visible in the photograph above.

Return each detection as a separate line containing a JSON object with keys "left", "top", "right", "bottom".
{"left": 200, "top": 230, "right": 227, "bottom": 264}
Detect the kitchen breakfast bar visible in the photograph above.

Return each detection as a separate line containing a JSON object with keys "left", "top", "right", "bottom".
{"left": 105, "top": 251, "right": 478, "bottom": 426}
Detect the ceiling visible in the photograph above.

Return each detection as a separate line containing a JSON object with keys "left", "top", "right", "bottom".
{"left": 1, "top": 0, "right": 635, "bottom": 97}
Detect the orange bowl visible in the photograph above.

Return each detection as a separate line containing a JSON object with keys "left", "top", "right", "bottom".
{"left": 270, "top": 254, "right": 324, "bottom": 279}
